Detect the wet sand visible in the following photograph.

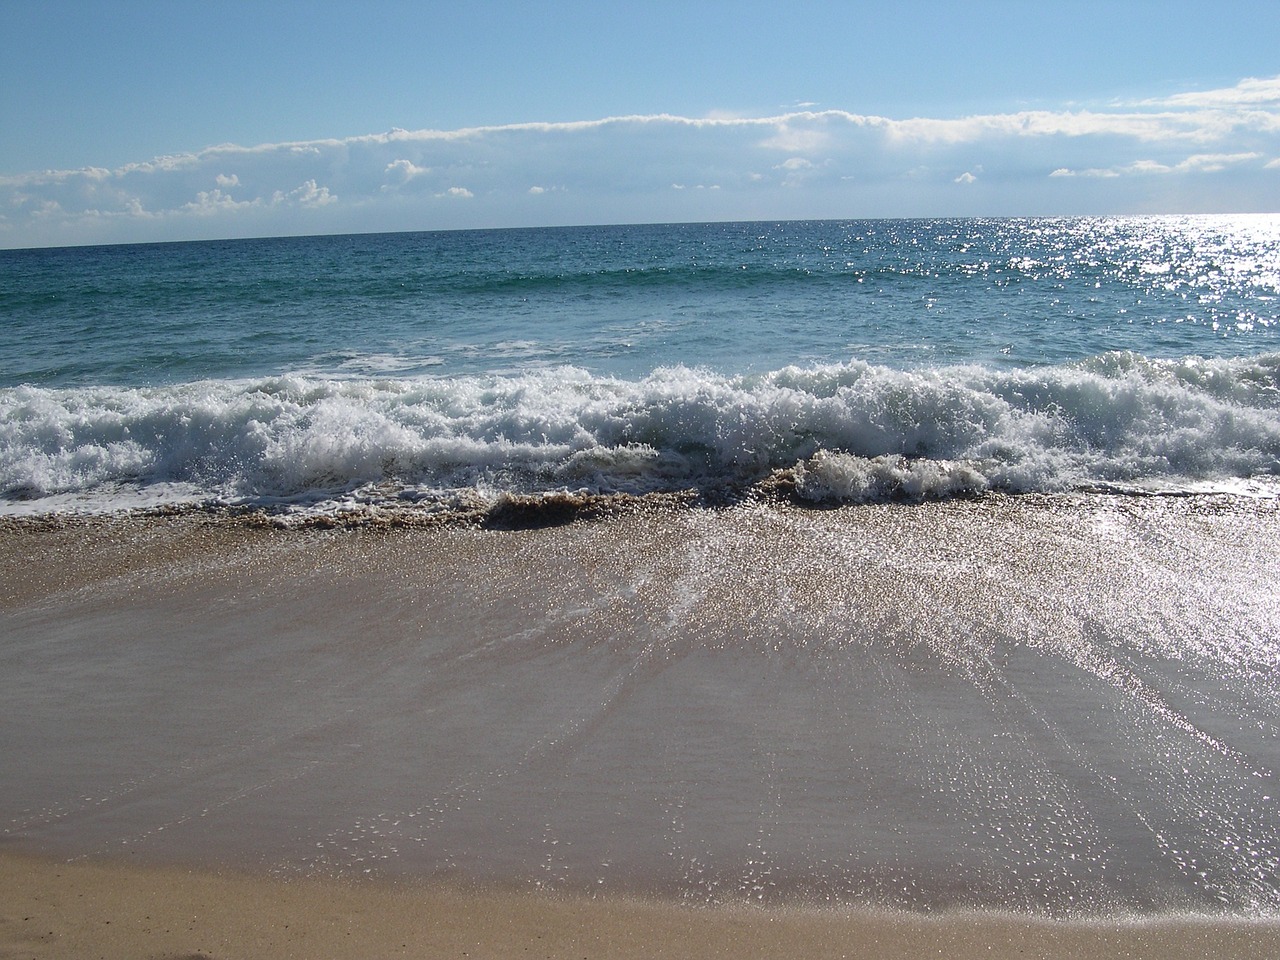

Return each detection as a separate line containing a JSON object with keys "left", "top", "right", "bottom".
{"left": 2, "top": 494, "right": 1279, "bottom": 953}
{"left": 4, "top": 852, "right": 1279, "bottom": 960}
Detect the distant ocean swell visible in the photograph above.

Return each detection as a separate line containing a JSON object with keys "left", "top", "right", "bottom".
{"left": 3, "top": 351, "right": 1279, "bottom": 515}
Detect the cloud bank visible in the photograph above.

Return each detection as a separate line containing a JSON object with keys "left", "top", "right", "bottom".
{"left": 3, "top": 76, "right": 1278, "bottom": 247}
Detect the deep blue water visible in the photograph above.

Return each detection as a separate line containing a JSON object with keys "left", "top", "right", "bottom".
{"left": 5, "top": 217, "right": 1279, "bottom": 386}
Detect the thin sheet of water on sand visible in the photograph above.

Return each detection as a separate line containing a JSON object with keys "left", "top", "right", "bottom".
{"left": 1, "top": 494, "right": 1277, "bottom": 916}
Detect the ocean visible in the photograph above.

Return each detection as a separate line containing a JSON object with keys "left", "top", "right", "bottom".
{"left": 3, "top": 216, "right": 1279, "bottom": 514}
{"left": 2, "top": 217, "right": 1280, "bottom": 923}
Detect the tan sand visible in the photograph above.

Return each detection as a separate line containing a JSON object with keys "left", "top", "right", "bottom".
{"left": 4, "top": 500, "right": 1280, "bottom": 943}
{"left": 3, "top": 853, "right": 1278, "bottom": 960}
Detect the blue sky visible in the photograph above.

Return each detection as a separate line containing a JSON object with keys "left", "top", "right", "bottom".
{"left": 2, "top": 0, "right": 1278, "bottom": 248}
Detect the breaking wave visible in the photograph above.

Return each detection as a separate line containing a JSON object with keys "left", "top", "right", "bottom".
{"left": 3, "top": 351, "right": 1279, "bottom": 515}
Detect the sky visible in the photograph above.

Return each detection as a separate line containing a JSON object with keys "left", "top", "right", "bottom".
{"left": 1, "top": 0, "right": 1278, "bottom": 248}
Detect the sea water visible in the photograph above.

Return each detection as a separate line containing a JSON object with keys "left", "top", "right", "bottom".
{"left": 2, "top": 216, "right": 1279, "bottom": 514}
{"left": 3, "top": 218, "right": 1280, "bottom": 918}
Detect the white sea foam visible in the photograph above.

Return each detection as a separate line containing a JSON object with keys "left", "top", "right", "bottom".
{"left": 2, "top": 353, "right": 1279, "bottom": 514}
{"left": 792, "top": 452, "right": 992, "bottom": 502}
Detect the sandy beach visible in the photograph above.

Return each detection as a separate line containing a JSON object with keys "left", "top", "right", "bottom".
{"left": 5, "top": 852, "right": 1280, "bottom": 960}
{"left": 3, "top": 493, "right": 1279, "bottom": 956}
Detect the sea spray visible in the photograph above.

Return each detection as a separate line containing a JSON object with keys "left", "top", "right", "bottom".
{"left": 3, "top": 352, "right": 1278, "bottom": 512}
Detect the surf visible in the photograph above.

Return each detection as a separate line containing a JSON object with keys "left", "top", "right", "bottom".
{"left": 3, "top": 351, "right": 1278, "bottom": 516}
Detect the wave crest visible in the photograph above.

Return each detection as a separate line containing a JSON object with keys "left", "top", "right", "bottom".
{"left": 3, "top": 352, "right": 1279, "bottom": 513}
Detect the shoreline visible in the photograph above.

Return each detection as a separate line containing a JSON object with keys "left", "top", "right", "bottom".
{"left": 4, "top": 468, "right": 1279, "bottom": 533}
{"left": 5, "top": 852, "right": 1280, "bottom": 960}
{"left": 4, "top": 496, "right": 1279, "bottom": 926}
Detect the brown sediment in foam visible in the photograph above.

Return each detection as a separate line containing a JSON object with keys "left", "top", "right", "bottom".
{"left": 190, "top": 486, "right": 705, "bottom": 530}
{"left": 3, "top": 853, "right": 1278, "bottom": 960}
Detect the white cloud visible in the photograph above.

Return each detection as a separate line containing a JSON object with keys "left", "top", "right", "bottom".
{"left": 3, "top": 74, "right": 1278, "bottom": 247}
{"left": 1050, "top": 166, "right": 1118, "bottom": 179}
{"left": 272, "top": 179, "right": 336, "bottom": 206}
{"left": 384, "top": 159, "right": 431, "bottom": 184}
{"left": 887, "top": 108, "right": 1257, "bottom": 145}
{"left": 184, "top": 188, "right": 253, "bottom": 215}
{"left": 759, "top": 121, "right": 834, "bottom": 153}
{"left": 1177, "top": 152, "right": 1263, "bottom": 172}
{"left": 1139, "top": 75, "right": 1280, "bottom": 109}
{"left": 1049, "top": 151, "right": 1263, "bottom": 178}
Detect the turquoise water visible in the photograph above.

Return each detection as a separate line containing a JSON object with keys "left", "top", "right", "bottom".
{"left": 2, "top": 216, "right": 1279, "bottom": 511}
{"left": 5, "top": 217, "right": 1279, "bottom": 385}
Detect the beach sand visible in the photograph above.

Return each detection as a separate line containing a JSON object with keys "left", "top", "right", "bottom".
{"left": 4, "top": 852, "right": 1279, "bottom": 960}
{"left": 3, "top": 494, "right": 1279, "bottom": 955}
